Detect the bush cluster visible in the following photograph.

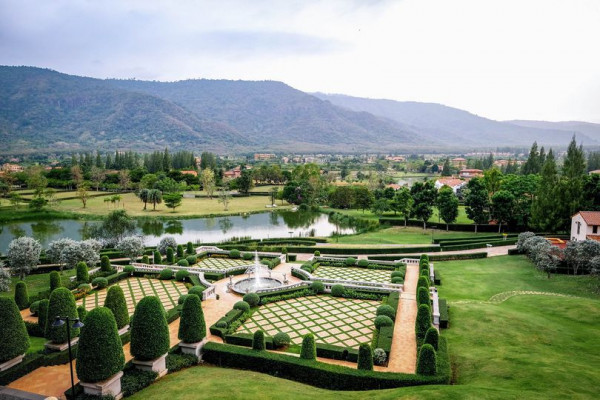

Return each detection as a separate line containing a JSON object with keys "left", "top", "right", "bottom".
{"left": 374, "top": 315, "right": 394, "bottom": 329}
{"left": 417, "top": 287, "right": 430, "bottom": 307}
{"left": 159, "top": 269, "right": 174, "bottom": 280}
{"left": 345, "top": 257, "right": 357, "bottom": 266}
{"left": 175, "top": 269, "right": 190, "bottom": 281}
{"left": 376, "top": 304, "right": 395, "bottom": 320}
{"left": 188, "top": 286, "right": 206, "bottom": 298}
{"left": 415, "top": 304, "right": 432, "bottom": 343}
{"left": 177, "top": 259, "right": 189, "bottom": 267}
{"left": 373, "top": 348, "right": 387, "bottom": 366}
{"left": 185, "top": 255, "right": 197, "bottom": 265}
{"left": 273, "top": 332, "right": 291, "bottom": 348}
{"left": 92, "top": 277, "right": 108, "bottom": 289}
{"left": 310, "top": 281, "right": 325, "bottom": 294}
{"left": 330, "top": 284, "right": 345, "bottom": 297}
{"left": 230, "top": 249, "right": 241, "bottom": 259}
{"left": 233, "top": 301, "right": 251, "bottom": 312}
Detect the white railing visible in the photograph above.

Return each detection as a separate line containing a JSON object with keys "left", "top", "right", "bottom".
{"left": 429, "top": 264, "right": 435, "bottom": 283}
{"left": 430, "top": 287, "right": 440, "bottom": 327}
{"left": 254, "top": 281, "right": 310, "bottom": 294}
{"left": 290, "top": 266, "right": 403, "bottom": 293}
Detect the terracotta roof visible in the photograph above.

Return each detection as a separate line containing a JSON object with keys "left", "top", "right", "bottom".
{"left": 436, "top": 178, "right": 465, "bottom": 188}
{"left": 586, "top": 235, "right": 600, "bottom": 242}
{"left": 575, "top": 211, "right": 600, "bottom": 225}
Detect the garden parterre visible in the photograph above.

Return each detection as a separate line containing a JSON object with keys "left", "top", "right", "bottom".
{"left": 195, "top": 257, "right": 254, "bottom": 270}
{"left": 312, "top": 266, "right": 392, "bottom": 283}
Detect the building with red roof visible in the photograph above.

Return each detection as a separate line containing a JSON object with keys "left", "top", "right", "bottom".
{"left": 571, "top": 211, "right": 600, "bottom": 242}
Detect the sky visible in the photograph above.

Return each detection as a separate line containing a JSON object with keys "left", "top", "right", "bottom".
{"left": 1, "top": 0, "right": 599, "bottom": 122}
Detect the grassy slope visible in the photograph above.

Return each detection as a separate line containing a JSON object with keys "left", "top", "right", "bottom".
{"left": 333, "top": 226, "right": 480, "bottom": 245}
{"left": 129, "top": 255, "right": 600, "bottom": 400}
{"left": 330, "top": 206, "right": 474, "bottom": 225}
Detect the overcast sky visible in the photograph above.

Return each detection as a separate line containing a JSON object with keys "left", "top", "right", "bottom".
{"left": 1, "top": 0, "right": 599, "bottom": 122}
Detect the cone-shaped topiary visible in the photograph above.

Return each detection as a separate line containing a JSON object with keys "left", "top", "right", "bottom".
{"left": 417, "top": 276, "right": 430, "bottom": 291}
{"left": 76, "top": 307, "right": 125, "bottom": 383}
{"left": 188, "top": 286, "right": 205, "bottom": 298}
{"left": 424, "top": 327, "right": 439, "bottom": 350}
{"left": 76, "top": 262, "right": 89, "bottom": 283}
{"left": 166, "top": 247, "right": 174, "bottom": 263}
{"left": 0, "top": 297, "right": 30, "bottom": 363}
{"left": 130, "top": 296, "right": 170, "bottom": 361}
{"left": 100, "top": 255, "right": 111, "bottom": 272}
{"left": 142, "top": 255, "right": 149, "bottom": 264}
{"left": 376, "top": 304, "right": 395, "bottom": 320}
{"left": 49, "top": 271, "right": 61, "bottom": 292}
{"left": 14, "top": 281, "right": 29, "bottom": 310}
{"left": 416, "top": 344, "right": 437, "bottom": 375}
{"left": 300, "top": 333, "right": 316, "bottom": 360}
{"left": 104, "top": 286, "right": 129, "bottom": 330}
{"left": 45, "top": 287, "right": 80, "bottom": 343}
{"left": 186, "top": 242, "right": 194, "bottom": 255}
{"left": 37, "top": 299, "right": 49, "bottom": 333}
{"left": 154, "top": 251, "right": 162, "bottom": 264}
{"left": 178, "top": 294, "right": 206, "bottom": 343}
{"left": 252, "top": 330, "right": 266, "bottom": 350}
{"left": 243, "top": 292, "right": 260, "bottom": 307}
{"left": 415, "top": 304, "right": 432, "bottom": 342}
{"left": 176, "top": 245, "right": 184, "bottom": 258}
{"left": 357, "top": 343, "right": 374, "bottom": 370}
{"left": 417, "top": 287, "right": 430, "bottom": 307}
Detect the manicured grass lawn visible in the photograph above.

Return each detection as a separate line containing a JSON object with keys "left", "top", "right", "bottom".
{"left": 333, "top": 226, "right": 481, "bottom": 245}
{"left": 0, "top": 270, "right": 76, "bottom": 299}
{"left": 27, "top": 336, "right": 46, "bottom": 354}
{"left": 129, "top": 254, "right": 600, "bottom": 400}
{"left": 330, "top": 206, "right": 474, "bottom": 225}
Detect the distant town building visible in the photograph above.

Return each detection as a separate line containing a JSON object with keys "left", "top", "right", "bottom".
{"left": 459, "top": 169, "right": 483, "bottom": 179}
{"left": 1, "top": 163, "right": 24, "bottom": 173}
{"left": 180, "top": 170, "right": 198, "bottom": 177}
{"left": 223, "top": 166, "right": 242, "bottom": 179}
{"left": 571, "top": 211, "right": 600, "bottom": 242}
{"left": 385, "top": 156, "right": 405, "bottom": 162}
{"left": 451, "top": 157, "right": 467, "bottom": 168}
{"left": 434, "top": 178, "right": 467, "bottom": 194}
{"left": 385, "top": 183, "right": 402, "bottom": 190}
{"left": 254, "top": 153, "right": 276, "bottom": 161}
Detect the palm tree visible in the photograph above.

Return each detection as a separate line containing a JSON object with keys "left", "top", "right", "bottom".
{"left": 148, "top": 189, "right": 162, "bottom": 211}
{"left": 137, "top": 189, "right": 150, "bottom": 210}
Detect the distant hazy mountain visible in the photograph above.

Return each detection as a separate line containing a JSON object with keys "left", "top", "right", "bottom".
{"left": 313, "top": 93, "right": 598, "bottom": 147}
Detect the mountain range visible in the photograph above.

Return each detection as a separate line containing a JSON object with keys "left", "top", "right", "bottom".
{"left": 1, "top": 66, "right": 598, "bottom": 154}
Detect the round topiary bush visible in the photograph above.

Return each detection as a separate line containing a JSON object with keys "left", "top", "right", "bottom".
{"left": 424, "top": 327, "right": 439, "bottom": 350}
{"left": 330, "top": 284, "right": 345, "bottom": 297}
{"left": 176, "top": 245, "right": 184, "bottom": 258}
{"left": 188, "top": 286, "right": 205, "bottom": 298}
{"left": 186, "top": 242, "right": 194, "bottom": 255}
{"left": 357, "top": 343, "right": 374, "bottom": 370}
{"left": 104, "top": 285, "right": 129, "bottom": 330}
{"left": 314, "top": 250, "right": 320, "bottom": 256}
{"left": 391, "top": 270, "right": 405, "bottom": 279}
{"left": 76, "top": 262, "right": 89, "bottom": 283}
{"left": 45, "top": 287, "right": 80, "bottom": 343}
{"left": 29, "top": 300, "right": 40, "bottom": 316}
{"left": 345, "top": 257, "right": 356, "bottom": 266}
{"left": 420, "top": 269, "right": 429, "bottom": 277}
{"left": 215, "top": 321, "right": 227, "bottom": 328}
{"left": 310, "top": 281, "right": 325, "bottom": 294}
{"left": 373, "top": 348, "right": 387, "bottom": 366}
{"left": 301, "top": 263, "right": 313, "bottom": 273}
{"left": 123, "top": 265, "right": 135, "bottom": 275}
{"left": 158, "top": 237, "right": 177, "bottom": 254}
{"left": 178, "top": 294, "right": 206, "bottom": 343}
{"left": 0, "top": 297, "right": 30, "bottom": 363}
{"left": 233, "top": 301, "right": 250, "bottom": 312}
{"left": 77, "top": 305, "right": 87, "bottom": 322}
{"left": 38, "top": 299, "right": 49, "bottom": 333}
{"left": 100, "top": 255, "right": 112, "bottom": 272}
{"left": 415, "top": 304, "right": 432, "bottom": 341}
{"left": 186, "top": 255, "right": 197, "bottom": 265}
{"left": 416, "top": 343, "right": 437, "bottom": 375}
{"left": 159, "top": 269, "right": 174, "bottom": 280}
{"left": 417, "top": 287, "right": 430, "bottom": 307}
{"left": 376, "top": 304, "right": 395, "bottom": 320}
{"left": 130, "top": 296, "right": 170, "bottom": 361}
{"left": 374, "top": 315, "right": 394, "bottom": 329}
{"left": 273, "top": 332, "right": 291, "bottom": 348}
{"left": 166, "top": 247, "right": 175, "bottom": 263}
{"left": 142, "top": 255, "right": 150, "bottom": 264}
{"left": 230, "top": 249, "right": 241, "bottom": 259}
{"left": 177, "top": 259, "right": 189, "bottom": 267}
{"left": 243, "top": 293, "right": 260, "bottom": 307}
{"left": 242, "top": 252, "right": 253, "bottom": 260}
{"left": 357, "top": 259, "right": 369, "bottom": 267}
{"left": 76, "top": 307, "right": 125, "bottom": 383}
{"left": 300, "top": 333, "right": 316, "bottom": 360}
{"left": 154, "top": 250, "right": 162, "bottom": 264}
{"left": 92, "top": 277, "right": 108, "bottom": 289}
{"left": 252, "top": 330, "right": 266, "bottom": 350}
{"left": 175, "top": 269, "right": 190, "bottom": 281}
{"left": 14, "top": 281, "right": 29, "bottom": 310}
{"left": 49, "top": 271, "right": 61, "bottom": 292}
{"left": 391, "top": 277, "right": 403, "bottom": 284}
{"left": 78, "top": 283, "right": 92, "bottom": 294}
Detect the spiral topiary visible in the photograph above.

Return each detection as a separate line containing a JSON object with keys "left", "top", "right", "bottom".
{"left": 76, "top": 307, "right": 125, "bottom": 383}
{"left": 376, "top": 304, "right": 395, "bottom": 320}
{"left": 76, "top": 262, "right": 89, "bottom": 283}
{"left": 45, "top": 287, "right": 80, "bottom": 343}
{"left": 416, "top": 344, "right": 437, "bottom": 375}
{"left": 130, "top": 296, "right": 170, "bottom": 361}
{"left": 175, "top": 269, "right": 190, "bottom": 281}
{"left": 243, "top": 292, "right": 260, "bottom": 307}
{"left": 38, "top": 299, "right": 49, "bottom": 333}
{"left": 0, "top": 297, "right": 29, "bottom": 363}
{"left": 104, "top": 285, "right": 129, "bottom": 330}
{"left": 14, "top": 281, "right": 29, "bottom": 310}
{"left": 300, "top": 333, "right": 316, "bottom": 360}
{"left": 252, "top": 330, "right": 266, "bottom": 350}
{"left": 357, "top": 343, "right": 373, "bottom": 370}
{"left": 330, "top": 284, "right": 345, "bottom": 297}
{"left": 273, "top": 332, "right": 291, "bottom": 348}
{"left": 310, "top": 281, "right": 325, "bottom": 294}
{"left": 178, "top": 294, "right": 206, "bottom": 344}
{"left": 49, "top": 271, "right": 61, "bottom": 292}
{"left": 233, "top": 301, "right": 250, "bottom": 312}
{"left": 424, "top": 327, "right": 439, "bottom": 350}
{"left": 100, "top": 255, "right": 112, "bottom": 272}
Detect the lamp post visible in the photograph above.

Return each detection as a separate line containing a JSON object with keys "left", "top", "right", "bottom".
{"left": 53, "top": 316, "right": 84, "bottom": 399}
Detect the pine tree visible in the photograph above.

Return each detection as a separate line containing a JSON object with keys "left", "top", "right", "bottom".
{"left": 560, "top": 136, "right": 586, "bottom": 228}
{"left": 522, "top": 142, "right": 541, "bottom": 175}
{"left": 532, "top": 150, "right": 560, "bottom": 231}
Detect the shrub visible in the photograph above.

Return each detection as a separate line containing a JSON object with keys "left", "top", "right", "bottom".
{"left": 357, "top": 259, "right": 369, "bottom": 267}
{"left": 417, "top": 276, "right": 430, "bottom": 291}
{"left": 130, "top": 296, "right": 170, "bottom": 361}
{"left": 166, "top": 353, "right": 198, "bottom": 373}
{"left": 233, "top": 301, "right": 250, "bottom": 312}
{"left": 243, "top": 293, "right": 260, "bottom": 307}
{"left": 310, "top": 281, "right": 325, "bottom": 294}
{"left": 374, "top": 315, "right": 394, "bottom": 329}
{"left": 92, "top": 277, "right": 108, "bottom": 289}
{"left": 391, "top": 270, "right": 405, "bottom": 279}
{"left": 330, "top": 284, "right": 345, "bottom": 297}
{"left": 159, "top": 269, "right": 174, "bottom": 280}
{"left": 100, "top": 255, "right": 112, "bottom": 272}
{"left": 273, "top": 332, "right": 291, "bottom": 348}
{"left": 186, "top": 242, "right": 194, "bottom": 255}
{"left": 417, "top": 344, "right": 437, "bottom": 375}
{"left": 301, "top": 263, "right": 313, "bottom": 273}
{"left": 38, "top": 299, "right": 49, "bottom": 333}
{"left": 252, "top": 330, "right": 266, "bottom": 350}
{"left": 49, "top": 271, "right": 61, "bottom": 292}
{"left": 15, "top": 281, "right": 29, "bottom": 310}
{"left": 153, "top": 251, "right": 162, "bottom": 264}
{"left": 419, "top": 254, "right": 429, "bottom": 264}
{"left": 166, "top": 247, "right": 175, "bottom": 263}
{"left": 391, "top": 277, "right": 403, "bottom": 284}
{"left": 124, "top": 265, "right": 135, "bottom": 275}
{"left": 158, "top": 237, "right": 177, "bottom": 254}
{"left": 78, "top": 283, "right": 92, "bottom": 294}
{"left": 376, "top": 304, "right": 395, "bottom": 320}
{"left": 178, "top": 294, "right": 190, "bottom": 305}
{"left": 230, "top": 249, "right": 241, "bottom": 259}
{"left": 188, "top": 286, "right": 205, "bottom": 298}
{"left": 186, "top": 255, "right": 197, "bottom": 265}
{"left": 29, "top": 300, "right": 41, "bottom": 316}
{"left": 76, "top": 262, "right": 89, "bottom": 283}
{"left": 142, "top": 255, "right": 149, "bottom": 264}
{"left": 281, "top": 247, "right": 288, "bottom": 255}
{"left": 242, "top": 252, "right": 253, "bottom": 260}
{"left": 424, "top": 327, "right": 439, "bottom": 350}
{"left": 76, "top": 307, "right": 125, "bottom": 383}
{"left": 420, "top": 269, "right": 429, "bottom": 277}
{"left": 104, "top": 285, "right": 129, "bottom": 330}
{"left": 45, "top": 287, "right": 80, "bottom": 343}
{"left": 0, "top": 298, "right": 29, "bottom": 363}
{"left": 215, "top": 321, "right": 227, "bottom": 328}
{"left": 357, "top": 343, "right": 373, "bottom": 370}
{"left": 175, "top": 269, "right": 190, "bottom": 281}
{"left": 77, "top": 305, "right": 87, "bottom": 322}
{"left": 177, "top": 259, "right": 189, "bottom": 267}
{"left": 178, "top": 294, "right": 206, "bottom": 343}
{"left": 345, "top": 257, "right": 356, "bottom": 266}
{"left": 121, "top": 369, "right": 158, "bottom": 397}
{"left": 417, "top": 287, "right": 430, "bottom": 307}
{"left": 314, "top": 250, "right": 320, "bottom": 256}
{"left": 416, "top": 304, "right": 432, "bottom": 341}
{"left": 373, "top": 348, "right": 387, "bottom": 366}
{"left": 300, "top": 333, "right": 316, "bottom": 360}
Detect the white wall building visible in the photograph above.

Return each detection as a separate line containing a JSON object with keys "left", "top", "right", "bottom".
{"left": 571, "top": 211, "right": 600, "bottom": 242}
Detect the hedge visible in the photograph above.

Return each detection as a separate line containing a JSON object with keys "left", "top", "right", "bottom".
{"left": 15, "top": 281, "right": 29, "bottom": 310}
{"left": 224, "top": 333, "right": 274, "bottom": 350}
{"left": 178, "top": 294, "right": 206, "bottom": 344}
{"left": 252, "top": 330, "right": 266, "bottom": 350}
{"left": 273, "top": 332, "right": 291, "bottom": 348}
{"left": 104, "top": 285, "right": 130, "bottom": 330}
{"left": 243, "top": 293, "right": 260, "bottom": 307}
{"left": 434, "top": 270, "right": 441, "bottom": 285}
{"left": 76, "top": 307, "right": 125, "bottom": 383}
{"left": 185, "top": 255, "right": 197, "bottom": 265}
{"left": 415, "top": 304, "right": 432, "bottom": 343}
{"left": 357, "top": 343, "right": 374, "bottom": 371}
{"left": 376, "top": 325, "right": 394, "bottom": 354}
{"left": 202, "top": 340, "right": 450, "bottom": 390}
{"left": 175, "top": 269, "right": 190, "bottom": 281}
{"left": 188, "top": 286, "right": 205, "bottom": 298}
{"left": 424, "top": 327, "right": 439, "bottom": 351}
{"left": 440, "top": 238, "right": 518, "bottom": 251}
{"left": 379, "top": 217, "right": 502, "bottom": 233}
{"left": 38, "top": 299, "right": 49, "bottom": 334}
{"left": 439, "top": 299, "right": 449, "bottom": 329}
{"left": 286, "top": 245, "right": 440, "bottom": 255}
{"left": 387, "top": 292, "right": 400, "bottom": 313}
{"left": 368, "top": 252, "right": 488, "bottom": 262}
{"left": 416, "top": 344, "right": 437, "bottom": 376}
{"left": 159, "top": 269, "right": 174, "bottom": 280}
{"left": 209, "top": 309, "right": 244, "bottom": 338}
{"left": 177, "top": 259, "right": 189, "bottom": 267}
{"left": 417, "top": 287, "right": 430, "bottom": 307}
{"left": 0, "top": 298, "right": 30, "bottom": 363}
{"left": 45, "top": 287, "right": 80, "bottom": 344}
{"left": 376, "top": 304, "right": 396, "bottom": 320}
{"left": 130, "top": 296, "right": 170, "bottom": 361}
{"left": 92, "top": 277, "right": 108, "bottom": 289}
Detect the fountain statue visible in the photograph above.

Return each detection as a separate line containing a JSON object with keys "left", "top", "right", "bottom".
{"left": 232, "top": 251, "right": 283, "bottom": 294}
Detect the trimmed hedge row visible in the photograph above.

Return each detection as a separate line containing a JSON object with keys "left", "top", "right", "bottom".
{"left": 287, "top": 246, "right": 440, "bottom": 255}
{"left": 435, "top": 234, "right": 517, "bottom": 245}
{"left": 376, "top": 325, "right": 394, "bottom": 354}
{"left": 439, "top": 298, "right": 449, "bottom": 328}
{"left": 209, "top": 309, "right": 244, "bottom": 338}
{"left": 379, "top": 217, "right": 502, "bottom": 233}
{"left": 202, "top": 339, "right": 450, "bottom": 390}
{"left": 440, "top": 238, "right": 517, "bottom": 251}
{"left": 368, "top": 252, "right": 488, "bottom": 262}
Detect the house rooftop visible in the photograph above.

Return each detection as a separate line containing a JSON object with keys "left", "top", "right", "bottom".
{"left": 575, "top": 211, "right": 600, "bottom": 226}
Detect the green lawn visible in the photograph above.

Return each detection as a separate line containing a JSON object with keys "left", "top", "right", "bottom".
{"left": 332, "top": 226, "right": 481, "bottom": 245}
{"left": 329, "top": 206, "right": 474, "bottom": 225}
{"left": 129, "top": 255, "right": 600, "bottom": 400}
{"left": 27, "top": 336, "right": 46, "bottom": 354}
{"left": 0, "top": 270, "right": 76, "bottom": 299}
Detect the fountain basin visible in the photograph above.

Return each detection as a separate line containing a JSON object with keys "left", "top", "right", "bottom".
{"left": 232, "top": 277, "right": 283, "bottom": 294}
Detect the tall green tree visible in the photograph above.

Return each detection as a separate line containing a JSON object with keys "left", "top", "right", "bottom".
{"left": 436, "top": 186, "right": 459, "bottom": 230}
{"left": 464, "top": 177, "right": 489, "bottom": 233}
{"left": 491, "top": 190, "right": 515, "bottom": 232}
{"left": 531, "top": 150, "right": 561, "bottom": 231}
{"left": 410, "top": 181, "right": 437, "bottom": 229}
{"left": 148, "top": 188, "right": 162, "bottom": 211}
{"left": 391, "top": 187, "right": 413, "bottom": 226}
{"left": 558, "top": 136, "right": 586, "bottom": 230}
{"left": 441, "top": 159, "right": 452, "bottom": 177}
{"left": 163, "top": 192, "right": 183, "bottom": 212}
{"left": 521, "top": 141, "right": 542, "bottom": 175}
{"left": 353, "top": 186, "right": 375, "bottom": 213}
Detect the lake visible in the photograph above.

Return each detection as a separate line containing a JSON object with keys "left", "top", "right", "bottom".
{"left": 0, "top": 211, "right": 355, "bottom": 252}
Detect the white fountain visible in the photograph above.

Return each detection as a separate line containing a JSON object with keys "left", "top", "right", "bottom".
{"left": 232, "top": 251, "right": 283, "bottom": 294}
